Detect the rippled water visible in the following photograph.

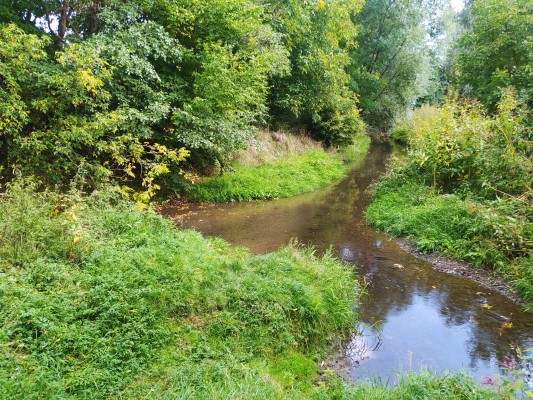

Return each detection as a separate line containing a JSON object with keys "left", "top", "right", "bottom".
{"left": 161, "top": 144, "right": 533, "bottom": 385}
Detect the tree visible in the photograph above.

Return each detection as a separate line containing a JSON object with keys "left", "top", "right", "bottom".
{"left": 148, "top": 0, "right": 291, "bottom": 161}
{"left": 266, "top": 0, "right": 366, "bottom": 146}
{"left": 453, "top": 0, "right": 533, "bottom": 110}
{"left": 0, "top": 23, "right": 188, "bottom": 200}
{"left": 349, "top": 0, "right": 452, "bottom": 128}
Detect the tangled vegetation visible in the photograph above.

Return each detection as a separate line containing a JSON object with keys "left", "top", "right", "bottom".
{"left": 1, "top": 0, "right": 531, "bottom": 397}
{"left": 368, "top": 92, "right": 532, "bottom": 307}
{"left": 0, "top": 0, "right": 465, "bottom": 198}
{"left": 0, "top": 0, "right": 372, "bottom": 199}
{"left": 0, "top": 179, "right": 360, "bottom": 398}
{"left": 0, "top": 180, "right": 503, "bottom": 399}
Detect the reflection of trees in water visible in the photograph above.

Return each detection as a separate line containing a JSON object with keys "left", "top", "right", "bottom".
{"left": 169, "top": 144, "right": 533, "bottom": 378}
{"left": 337, "top": 322, "right": 383, "bottom": 365}
{"left": 298, "top": 146, "right": 390, "bottom": 252}
{"left": 358, "top": 257, "right": 532, "bottom": 372}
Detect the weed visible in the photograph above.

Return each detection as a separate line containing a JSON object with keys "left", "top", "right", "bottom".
{"left": 367, "top": 90, "right": 532, "bottom": 308}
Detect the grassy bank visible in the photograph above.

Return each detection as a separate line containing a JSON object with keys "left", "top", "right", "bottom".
{"left": 367, "top": 93, "right": 532, "bottom": 309}
{"left": 0, "top": 180, "right": 502, "bottom": 399}
{"left": 0, "top": 179, "right": 360, "bottom": 398}
{"left": 366, "top": 182, "right": 532, "bottom": 305}
{"left": 184, "top": 132, "right": 370, "bottom": 202}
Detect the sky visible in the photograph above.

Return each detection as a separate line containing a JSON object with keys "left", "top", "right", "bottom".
{"left": 450, "top": 0, "right": 465, "bottom": 12}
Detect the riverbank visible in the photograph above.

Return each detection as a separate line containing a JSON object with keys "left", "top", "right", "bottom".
{"left": 1, "top": 180, "right": 505, "bottom": 398}
{"left": 366, "top": 181, "right": 532, "bottom": 311}
{"left": 0, "top": 180, "right": 359, "bottom": 398}
{"left": 396, "top": 239, "right": 522, "bottom": 304}
{"left": 367, "top": 98, "right": 532, "bottom": 310}
{"left": 181, "top": 131, "right": 370, "bottom": 202}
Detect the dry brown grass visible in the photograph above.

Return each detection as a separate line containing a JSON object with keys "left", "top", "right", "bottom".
{"left": 230, "top": 129, "right": 324, "bottom": 167}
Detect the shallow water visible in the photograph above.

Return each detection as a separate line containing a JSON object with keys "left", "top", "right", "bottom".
{"left": 161, "top": 144, "right": 533, "bottom": 385}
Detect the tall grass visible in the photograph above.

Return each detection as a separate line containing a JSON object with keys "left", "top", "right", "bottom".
{"left": 367, "top": 90, "right": 532, "bottom": 308}
{"left": 0, "top": 180, "right": 361, "bottom": 398}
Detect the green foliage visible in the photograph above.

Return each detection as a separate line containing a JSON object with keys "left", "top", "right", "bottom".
{"left": 266, "top": 0, "right": 366, "bottom": 146}
{"left": 0, "top": 180, "right": 361, "bottom": 398}
{"left": 159, "top": 0, "right": 291, "bottom": 154}
{"left": 0, "top": 23, "right": 189, "bottom": 200}
{"left": 367, "top": 182, "right": 531, "bottom": 266}
{"left": 453, "top": 0, "right": 533, "bottom": 110}
{"left": 350, "top": 0, "right": 452, "bottom": 128}
{"left": 0, "top": 0, "right": 302, "bottom": 185}
{"left": 367, "top": 92, "right": 532, "bottom": 307}
{"left": 337, "top": 370, "right": 498, "bottom": 399}
{"left": 401, "top": 91, "right": 531, "bottom": 198}
{"left": 188, "top": 150, "right": 346, "bottom": 202}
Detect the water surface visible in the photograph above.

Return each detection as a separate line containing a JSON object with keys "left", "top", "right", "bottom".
{"left": 161, "top": 145, "right": 533, "bottom": 385}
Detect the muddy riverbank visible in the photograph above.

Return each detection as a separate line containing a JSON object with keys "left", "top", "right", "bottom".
{"left": 396, "top": 239, "right": 522, "bottom": 305}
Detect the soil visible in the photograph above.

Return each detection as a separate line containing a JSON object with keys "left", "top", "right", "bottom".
{"left": 395, "top": 238, "right": 524, "bottom": 306}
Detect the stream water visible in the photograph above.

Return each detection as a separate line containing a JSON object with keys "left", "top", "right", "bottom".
{"left": 161, "top": 144, "right": 533, "bottom": 386}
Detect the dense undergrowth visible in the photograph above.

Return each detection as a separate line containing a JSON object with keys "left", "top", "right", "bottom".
{"left": 184, "top": 134, "right": 370, "bottom": 202}
{"left": 0, "top": 179, "right": 358, "bottom": 398}
{"left": 0, "top": 179, "right": 501, "bottom": 399}
{"left": 368, "top": 91, "right": 532, "bottom": 308}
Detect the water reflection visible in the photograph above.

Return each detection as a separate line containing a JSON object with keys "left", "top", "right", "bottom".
{"left": 160, "top": 144, "right": 533, "bottom": 385}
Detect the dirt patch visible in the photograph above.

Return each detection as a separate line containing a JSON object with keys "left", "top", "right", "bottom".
{"left": 395, "top": 238, "right": 524, "bottom": 305}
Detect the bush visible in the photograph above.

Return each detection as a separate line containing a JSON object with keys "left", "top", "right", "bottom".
{"left": 368, "top": 91, "right": 532, "bottom": 307}
{"left": 395, "top": 91, "right": 532, "bottom": 199}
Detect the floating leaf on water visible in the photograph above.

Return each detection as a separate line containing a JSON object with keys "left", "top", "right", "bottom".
{"left": 480, "top": 304, "right": 493, "bottom": 309}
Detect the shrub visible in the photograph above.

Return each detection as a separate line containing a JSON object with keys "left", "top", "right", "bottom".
{"left": 393, "top": 90, "right": 532, "bottom": 199}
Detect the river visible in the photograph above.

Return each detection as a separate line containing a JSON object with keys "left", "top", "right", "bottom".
{"left": 160, "top": 144, "right": 533, "bottom": 386}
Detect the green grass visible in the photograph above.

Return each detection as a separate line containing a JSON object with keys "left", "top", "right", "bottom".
{"left": 366, "top": 182, "right": 532, "bottom": 309}
{"left": 0, "top": 180, "right": 360, "bottom": 399}
{"left": 0, "top": 179, "right": 503, "bottom": 398}
{"left": 186, "top": 135, "right": 371, "bottom": 202}
{"left": 333, "top": 370, "right": 499, "bottom": 399}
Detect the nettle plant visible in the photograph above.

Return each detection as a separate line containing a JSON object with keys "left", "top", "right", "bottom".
{"left": 404, "top": 89, "right": 531, "bottom": 200}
